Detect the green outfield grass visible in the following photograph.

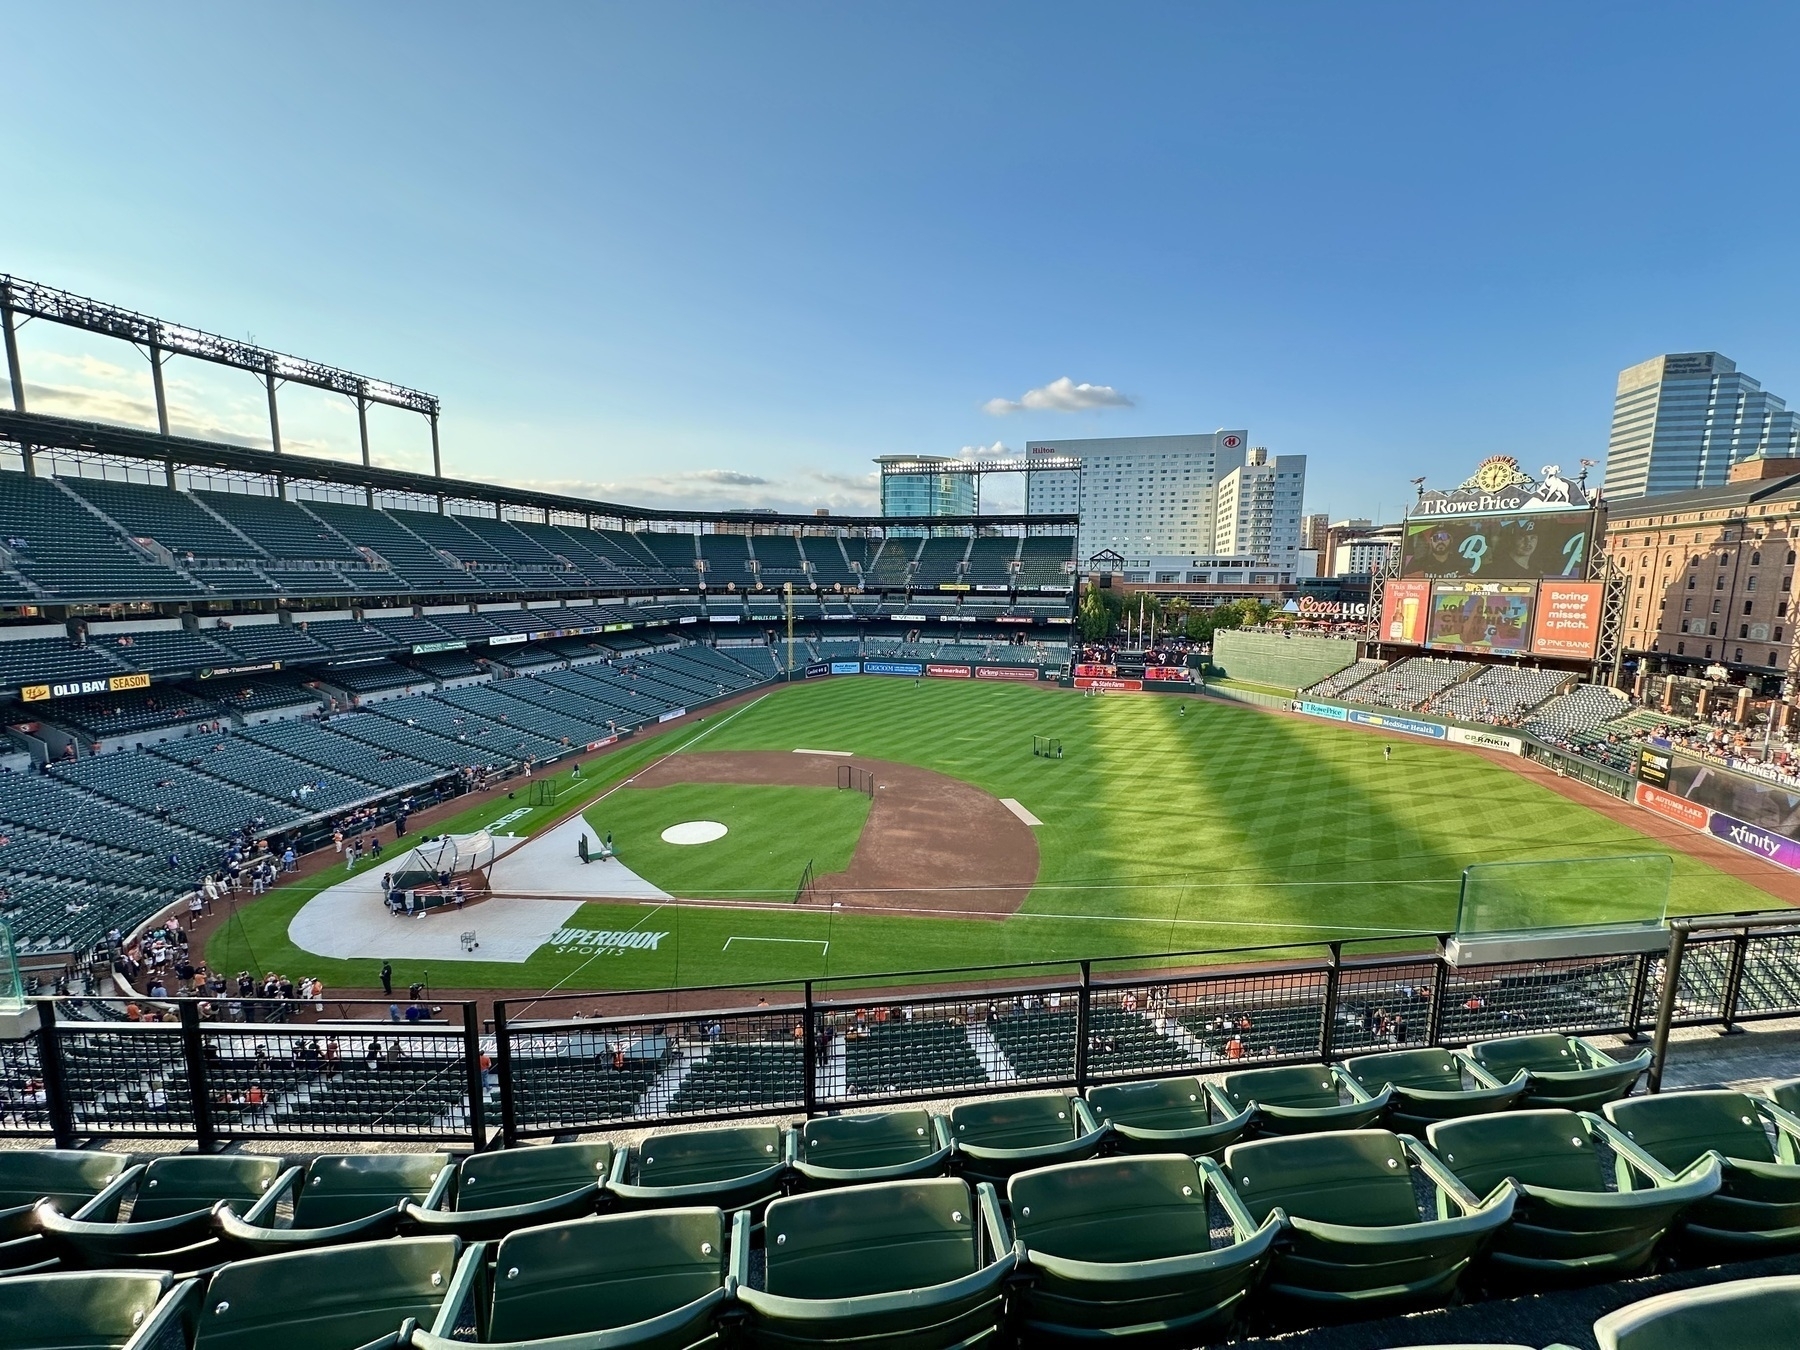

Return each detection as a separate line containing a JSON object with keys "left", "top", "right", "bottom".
{"left": 206, "top": 676, "right": 1779, "bottom": 996}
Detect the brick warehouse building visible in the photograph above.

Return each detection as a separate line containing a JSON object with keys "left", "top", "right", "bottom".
{"left": 1605, "top": 454, "right": 1800, "bottom": 693}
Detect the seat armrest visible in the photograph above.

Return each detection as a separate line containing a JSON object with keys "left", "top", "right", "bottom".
{"left": 1455, "top": 1051, "right": 1507, "bottom": 1090}
{"left": 975, "top": 1181, "right": 1007, "bottom": 1265}
{"left": 237, "top": 1165, "right": 302, "bottom": 1226}
{"left": 1403, "top": 1136, "right": 1486, "bottom": 1215}
{"left": 1582, "top": 1112, "right": 1685, "bottom": 1187}
{"left": 429, "top": 1240, "right": 488, "bottom": 1339}
{"left": 729, "top": 1209, "right": 753, "bottom": 1288}
{"left": 420, "top": 1164, "right": 456, "bottom": 1213}
{"left": 1201, "top": 1081, "right": 1244, "bottom": 1122}
{"left": 607, "top": 1148, "right": 631, "bottom": 1188}
{"left": 1071, "top": 1098, "right": 1104, "bottom": 1136}
{"left": 71, "top": 1164, "right": 145, "bottom": 1222}
{"left": 123, "top": 1276, "right": 201, "bottom": 1350}
{"left": 782, "top": 1126, "right": 800, "bottom": 1168}
{"left": 1333, "top": 1067, "right": 1375, "bottom": 1103}
{"left": 931, "top": 1114, "right": 953, "bottom": 1151}
{"left": 1198, "top": 1156, "right": 1278, "bottom": 1240}
{"left": 1760, "top": 1097, "right": 1800, "bottom": 1159}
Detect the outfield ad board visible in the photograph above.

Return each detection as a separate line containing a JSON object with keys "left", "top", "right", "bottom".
{"left": 804, "top": 662, "right": 831, "bottom": 679}
{"left": 1530, "top": 581, "right": 1604, "bottom": 659}
{"left": 926, "top": 664, "right": 972, "bottom": 679}
{"left": 1447, "top": 726, "right": 1523, "bottom": 754}
{"left": 1346, "top": 708, "right": 1448, "bottom": 739}
{"left": 1379, "top": 578, "right": 1431, "bottom": 646}
{"left": 1075, "top": 676, "right": 1142, "bottom": 691}
{"left": 1631, "top": 779, "right": 1800, "bottom": 873}
{"left": 864, "top": 661, "right": 924, "bottom": 676}
{"left": 1295, "top": 700, "right": 1348, "bottom": 721}
{"left": 975, "top": 666, "right": 1040, "bottom": 681}
{"left": 830, "top": 661, "right": 862, "bottom": 675}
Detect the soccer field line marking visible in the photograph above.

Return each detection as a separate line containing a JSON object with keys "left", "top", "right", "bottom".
{"left": 723, "top": 936, "right": 830, "bottom": 952}
{"left": 1000, "top": 798, "right": 1042, "bottom": 826}
{"left": 793, "top": 748, "right": 854, "bottom": 756}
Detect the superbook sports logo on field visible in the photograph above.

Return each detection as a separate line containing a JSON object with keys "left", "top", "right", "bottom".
{"left": 549, "top": 927, "right": 671, "bottom": 954}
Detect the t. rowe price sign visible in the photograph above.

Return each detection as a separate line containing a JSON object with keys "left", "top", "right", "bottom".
{"left": 1075, "top": 676, "right": 1142, "bottom": 692}
{"left": 926, "top": 664, "right": 971, "bottom": 679}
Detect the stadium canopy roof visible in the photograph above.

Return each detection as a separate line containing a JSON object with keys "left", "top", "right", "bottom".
{"left": 0, "top": 410, "right": 1076, "bottom": 532}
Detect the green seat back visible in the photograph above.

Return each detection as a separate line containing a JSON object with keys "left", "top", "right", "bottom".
{"left": 1224, "top": 1130, "right": 1420, "bottom": 1228}
{"left": 1218, "top": 1066, "right": 1342, "bottom": 1112}
{"left": 763, "top": 1178, "right": 979, "bottom": 1299}
{"left": 798, "top": 1110, "right": 938, "bottom": 1171}
{"left": 1009, "top": 1156, "right": 1212, "bottom": 1264}
{"left": 487, "top": 1208, "right": 726, "bottom": 1341}
{"left": 1769, "top": 1080, "right": 1800, "bottom": 1117}
{"left": 1595, "top": 1273, "right": 1800, "bottom": 1349}
{"left": 1086, "top": 1079, "right": 1212, "bottom": 1133}
{"left": 0, "top": 1271, "right": 173, "bottom": 1350}
{"left": 454, "top": 1143, "right": 611, "bottom": 1212}
{"left": 1606, "top": 1092, "right": 1776, "bottom": 1171}
{"left": 949, "top": 1096, "right": 1080, "bottom": 1151}
{"left": 131, "top": 1156, "right": 285, "bottom": 1224}
{"left": 1346, "top": 1048, "right": 1466, "bottom": 1094}
{"left": 635, "top": 1125, "right": 782, "bottom": 1188}
{"left": 293, "top": 1153, "right": 450, "bottom": 1229}
{"left": 1428, "top": 1110, "right": 1606, "bottom": 1195}
{"left": 1468, "top": 1034, "right": 1581, "bottom": 1080}
{"left": 194, "top": 1236, "right": 459, "bottom": 1350}
{"left": 0, "top": 1151, "right": 129, "bottom": 1214}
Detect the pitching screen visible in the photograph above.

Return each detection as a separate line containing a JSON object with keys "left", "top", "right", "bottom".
{"left": 1425, "top": 581, "right": 1535, "bottom": 654}
{"left": 1401, "top": 509, "right": 1595, "bottom": 581}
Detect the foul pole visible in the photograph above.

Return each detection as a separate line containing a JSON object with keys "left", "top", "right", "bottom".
{"left": 785, "top": 582, "right": 795, "bottom": 678}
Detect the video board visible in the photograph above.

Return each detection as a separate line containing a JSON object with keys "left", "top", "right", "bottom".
{"left": 1401, "top": 510, "right": 1595, "bottom": 582}
{"left": 1425, "top": 581, "right": 1535, "bottom": 654}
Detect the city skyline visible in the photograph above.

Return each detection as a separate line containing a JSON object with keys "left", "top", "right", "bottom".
{"left": 8, "top": 5, "right": 1800, "bottom": 524}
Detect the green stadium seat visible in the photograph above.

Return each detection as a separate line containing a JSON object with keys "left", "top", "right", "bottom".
{"left": 1591, "top": 1273, "right": 1800, "bottom": 1348}
{"left": 0, "top": 1152, "right": 137, "bottom": 1272}
{"left": 607, "top": 1124, "right": 787, "bottom": 1216}
{"left": 1426, "top": 1109, "right": 1720, "bottom": 1280}
{"left": 1605, "top": 1090, "right": 1800, "bottom": 1253}
{"left": 790, "top": 1109, "right": 952, "bottom": 1189}
{"left": 1466, "top": 1033, "right": 1650, "bottom": 1111}
{"left": 0, "top": 1269, "right": 200, "bottom": 1350}
{"left": 407, "top": 1208, "right": 730, "bottom": 1350}
{"left": 1222, "top": 1128, "right": 1517, "bottom": 1314}
{"left": 37, "top": 1155, "right": 284, "bottom": 1270}
{"left": 215, "top": 1153, "right": 453, "bottom": 1256}
{"left": 947, "top": 1094, "right": 1106, "bottom": 1186}
{"left": 1343, "top": 1047, "right": 1530, "bottom": 1134}
{"left": 1209, "top": 1064, "right": 1391, "bottom": 1135}
{"left": 401, "top": 1142, "right": 611, "bottom": 1241}
{"left": 1008, "top": 1154, "right": 1280, "bottom": 1342}
{"left": 1768, "top": 1078, "right": 1800, "bottom": 1115}
{"left": 194, "top": 1236, "right": 461, "bottom": 1350}
{"left": 731, "top": 1177, "right": 1014, "bottom": 1348}
{"left": 1086, "top": 1076, "right": 1253, "bottom": 1156}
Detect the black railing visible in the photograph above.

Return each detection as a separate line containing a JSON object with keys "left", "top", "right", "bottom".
{"left": 6, "top": 917, "right": 1800, "bottom": 1150}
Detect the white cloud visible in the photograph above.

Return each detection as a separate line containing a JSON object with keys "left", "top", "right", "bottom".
{"left": 958, "top": 440, "right": 1012, "bottom": 460}
{"left": 507, "top": 465, "right": 880, "bottom": 516}
{"left": 982, "top": 376, "right": 1133, "bottom": 416}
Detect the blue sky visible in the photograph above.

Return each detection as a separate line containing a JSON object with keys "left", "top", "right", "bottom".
{"left": 6, "top": 3, "right": 1800, "bottom": 522}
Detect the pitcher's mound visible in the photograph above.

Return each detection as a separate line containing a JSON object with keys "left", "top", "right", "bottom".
{"left": 662, "top": 820, "right": 728, "bottom": 845}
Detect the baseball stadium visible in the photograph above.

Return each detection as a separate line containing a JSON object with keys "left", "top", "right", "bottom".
{"left": 3, "top": 276, "right": 1800, "bottom": 1350}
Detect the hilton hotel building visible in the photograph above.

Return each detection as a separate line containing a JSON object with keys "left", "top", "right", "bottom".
{"left": 1024, "top": 431, "right": 1251, "bottom": 562}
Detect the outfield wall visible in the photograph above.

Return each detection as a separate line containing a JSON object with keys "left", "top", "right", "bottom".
{"left": 1210, "top": 629, "right": 1359, "bottom": 692}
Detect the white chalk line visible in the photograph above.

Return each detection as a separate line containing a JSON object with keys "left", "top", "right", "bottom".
{"left": 794, "top": 748, "right": 854, "bottom": 756}
{"left": 723, "top": 936, "right": 831, "bottom": 951}
{"left": 1000, "top": 798, "right": 1042, "bottom": 826}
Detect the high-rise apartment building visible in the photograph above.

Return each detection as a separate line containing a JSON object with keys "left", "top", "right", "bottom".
{"left": 1213, "top": 448, "right": 1308, "bottom": 571}
{"left": 1605, "top": 353, "right": 1800, "bottom": 500}
{"left": 876, "top": 456, "right": 976, "bottom": 520}
{"left": 1024, "top": 431, "right": 1249, "bottom": 561}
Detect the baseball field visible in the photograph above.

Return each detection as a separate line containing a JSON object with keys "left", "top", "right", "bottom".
{"left": 204, "top": 676, "right": 1777, "bottom": 996}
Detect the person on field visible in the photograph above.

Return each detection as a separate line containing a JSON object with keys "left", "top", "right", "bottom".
{"left": 1383, "top": 745, "right": 1392, "bottom": 763}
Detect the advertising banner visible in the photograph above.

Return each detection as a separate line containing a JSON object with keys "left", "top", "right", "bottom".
{"left": 1075, "top": 676, "right": 1143, "bottom": 692}
{"left": 411, "top": 639, "right": 468, "bottom": 655}
{"left": 829, "top": 661, "right": 863, "bottom": 675}
{"left": 1073, "top": 663, "right": 1118, "bottom": 678}
{"left": 975, "top": 666, "right": 1040, "bottom": 681}
{"left": 487, "top": 632, "right": 529, "bottom": 646}
{"left": 1296, "top": 700, "right": 1348, "bottom": 721}
{"left": 804, "top": 662, "right": 831, "bottom": 679}
{"left": 1531, "top": 581, "right": 1605, "bottom": 659}
{"left": 1426, "top": 581, "right": 1534, "bottom": 654}
{"left": 1708, "top": 810, "right": 1800, "bottom": 871}
{"left": 1379, "top": 578, "right": 1431, "bottom": 646}
{"left": 657, "top": 708, "right": 687, "bottom": 723}
{"left": 1636, "top": 747, "right": 1673, "bottom": 788}
{"left": 21, "top": 671, "right": 153, "bottom": 702}
{"left": 864, "top": 661, "right": 924, "bottom": 676}
{"left": 584, "top": 735, "right": 620, "bottom": 752}
{"left": 1143, "top": 666, "right": 1190, "bottom": 681}
{"left": 1447, "top": 726, "right": 1522, "bottom": 754}
{"left": 1346, "top": 708, "right": 1447, "bottom": 739}
{"left": 926, "top": 663, "right": 972, "bottom": 679}
{"left": 1634, "top": 782, "right": 1710, "bottom": 830}
{"left": 196, "top": 661, "right": 282, "bottom": 680}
